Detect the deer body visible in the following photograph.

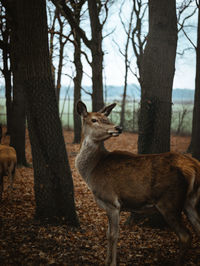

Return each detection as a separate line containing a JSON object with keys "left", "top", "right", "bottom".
{"left": 0, "top": 144, "right": 17, "bottom": 200}
{"left": 75, "top": 101, "right": 200, "bottom": 266}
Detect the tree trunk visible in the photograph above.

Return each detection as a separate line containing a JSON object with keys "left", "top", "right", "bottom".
{"left": 9, "top": 0, "right": 27, "bottom": 165}
{"left": 191, "top": 5, "right": 200, "bottom": 160}
{"left": 88, "top": 0, "right": 104, "bottom": 111}
{"left": 2, "top": 24, "right": 12, "bottom": 135}
{"left": 127, "top": 0, "right": 177, "bottom": 228}
{"left": 17, "top": 0, "right": 79, "bottom": 225}
{"left": 73, "top": 22, "right": 82, "bottom": 143}
{"left": 138, "top": 0, "right": 177, "bottom": 154}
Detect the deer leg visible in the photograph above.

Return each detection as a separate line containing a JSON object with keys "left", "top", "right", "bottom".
{"left": 8, "top": 162, "right": 15, "bottom": 191}
{"left": 184, "top": 188, "right": 200, "bottom": 237}
{"left": 0, "top": 175, "right": 3, "bottom": 201}
{"left": 105, "top": 206, "right": 120, "bottom": 266}
{"left": 156, "top": 202, "right": 191, "bottom": 266}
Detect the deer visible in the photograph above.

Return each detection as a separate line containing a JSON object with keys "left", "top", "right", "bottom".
{"left": 0, "top": 144, "right": 17, "bottom": 200}
{"left": 75, "top": 100, "right": 200, "bottom": 266}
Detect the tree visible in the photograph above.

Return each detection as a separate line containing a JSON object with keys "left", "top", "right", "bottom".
{"left": 5, "top": 0, "right": 28, "bottom": 166}
{"left": 0, "top": 3, "right": 12, "bottom": 135}
{"left": 51, "top": 0, "right": 110, "bottom": 111}
{"left": 126, "top": 0, "right": 177, "bottom": 227}
{"left": 138, "top": 0, "right": 177, "bottom": 154}
{"left": 71, "top": 0, "right": 85, "bottom": 143}
{"left": 17, "top": 0, "right": 79, "bottom": 225}
{"left": 190, "top": 0, "right": 200, "bottom": 160}
{"left": 117, "top": 1, "right": 134, "bottom": 128}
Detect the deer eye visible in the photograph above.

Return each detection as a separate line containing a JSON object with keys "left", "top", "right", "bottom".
{"left": 91, "top": 118, "right": 97, "bottom": 123}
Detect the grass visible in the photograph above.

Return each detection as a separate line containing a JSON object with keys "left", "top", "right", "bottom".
{"left": 0, "top": 98, "right": 194, "bottom": 135}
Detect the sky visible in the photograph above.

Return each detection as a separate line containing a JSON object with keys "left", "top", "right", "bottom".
{"left": 78, "top": 0, "right": 198, "bottom": 90}
{"left": 0, "top": 1, "right": 198, "bottom": 92}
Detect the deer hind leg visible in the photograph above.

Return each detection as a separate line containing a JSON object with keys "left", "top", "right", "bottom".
{"left": 8, "top": 162, "right": 15, "bottom": 190}
{"left": 156, "top": 200, "right": 191, "bottom": 266}
{"left": 184, "top": 188, "right": 200, "bottom": 237}
{"left": 0, "top": 174, "right": 3, "bottom": 201}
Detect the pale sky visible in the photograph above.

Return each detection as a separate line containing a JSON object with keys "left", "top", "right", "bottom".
{"left": 68, "top": 0, "right": 198, "bottom": 91}
{"left": 0, "top": 1, "right": 197, "bottom": 92}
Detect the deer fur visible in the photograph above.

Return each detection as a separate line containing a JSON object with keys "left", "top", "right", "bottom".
{"left": 75, "top": 101, "right": 200, "bottom": 266}
{"left": 0, "top": 144, "right": 17, "bottom": 200}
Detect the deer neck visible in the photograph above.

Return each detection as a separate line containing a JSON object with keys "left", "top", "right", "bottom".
{"left": 75, "top": 136, "right": 108, "bottom": 185}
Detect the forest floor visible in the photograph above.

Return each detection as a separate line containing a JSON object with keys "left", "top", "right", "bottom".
{"left": 0, "top": 130, "right": 200, "bottom": 266}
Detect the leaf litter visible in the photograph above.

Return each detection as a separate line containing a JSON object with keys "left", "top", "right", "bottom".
{"left": 0, "top": 130, "right": 199, "bottom": 265}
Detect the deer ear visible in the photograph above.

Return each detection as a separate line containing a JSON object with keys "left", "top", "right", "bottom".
{"left": 77, "top": 100, "right": 88, "bottom": 117}
{"left": 99, "top": 103, "right": 116, "bottom": 116}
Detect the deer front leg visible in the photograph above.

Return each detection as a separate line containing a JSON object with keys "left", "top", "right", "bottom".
{"left": 105, "top": 207, "right": 120, "bottom": 266}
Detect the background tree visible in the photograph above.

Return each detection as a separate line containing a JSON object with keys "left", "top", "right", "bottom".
{"left": 71, "top": 0, "right": 85, "bottom": 143}
{"left": 116, "top": 1, "right": 134, "bottom": 129}
{"left": 0, "top": 3, "right": 12, "bottom": 135}
{"left": 4, "top": 0, "right": 28, "bottom": 166}
{"left": 138, "top": 0, "right": 177, "bottom": 154}
{"left": 17, "top": 0, "right": 79, "bottom": 225}
{"left": 190, "top": 0, "right": 200, "bottom": 160}
{"left": 52, "top": 0, "right": 110, "bottom": 111}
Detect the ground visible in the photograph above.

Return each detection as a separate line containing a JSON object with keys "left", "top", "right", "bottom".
{"left": 0, "top": 130, "right": 200, "bottom": 266}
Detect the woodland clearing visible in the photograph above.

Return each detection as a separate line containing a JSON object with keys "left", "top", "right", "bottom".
{"left": 0, "top": 130, "right": 199, "bottom": 266}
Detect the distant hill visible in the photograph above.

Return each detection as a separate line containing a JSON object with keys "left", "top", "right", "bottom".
{"left": 172, "top": 89, "right": 194, "bottom": 102}
{"left": 0, "top": 83, "right": 194, "bottom": 102}
{"left": 60, "top": 84, "right": 194, "bottom": 103}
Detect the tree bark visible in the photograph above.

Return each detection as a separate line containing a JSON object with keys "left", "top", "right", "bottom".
{"left": 191, "top": 4, "right": 200, "bottom": 160}
{"left": 88, "top": 0, "right": 104, "bottom": 111}
{"left": 1, "top": 19, "right": 12, "bottom": 135}
{"left": 17, "top": 0, "right": 79, "bottom": 225}
{"left": 73, "top": 3, "right": 83, "bottom": 144}
{"left": 9, "top": 0, "right": 27, "bottom": 165}
{"left": 138, "top": 0, "right": 177, "bottom": 154}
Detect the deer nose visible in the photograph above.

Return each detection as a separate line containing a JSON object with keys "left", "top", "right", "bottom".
{"left": 115, "top": 126, "right": 123, "bottom": 133}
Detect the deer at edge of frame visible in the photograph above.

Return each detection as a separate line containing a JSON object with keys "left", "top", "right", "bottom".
{"left": 75, "top": 100, "right": 200, "bottom": 266}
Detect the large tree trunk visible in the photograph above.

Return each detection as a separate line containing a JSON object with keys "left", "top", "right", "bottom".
{"left": 9, "top": 0, "right": 27, "bottom": 165}
{"left": 138, "top": 0, "right": 177, "bottom": 154}
{"left": 17, "top": 0, "right": 79, "bottom": 225}
{"left": 127, "top": 0, "right": 177, "bottom": 228}
{"left": 88, "top": 0, "right": 104, "bottom": 111}
{"left": 190, "top": 6, "right": 200, "bottom": 161}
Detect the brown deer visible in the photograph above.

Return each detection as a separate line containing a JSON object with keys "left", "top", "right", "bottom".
{"left": 75, "top": 101, "right": 200, "bottom": 266}
{"left": 0, "top": 144, "right": 17, "bottom": 200}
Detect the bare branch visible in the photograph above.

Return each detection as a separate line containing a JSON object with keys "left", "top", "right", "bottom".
{"left": 179, "top": 22, "right": 197, "bottom": 49}
{"left": 51, "top": 0, "right": 92, "bottom": 48}
{"left": 177, "top": 47, "right": 194, "bottom": 56}
{"left": 80, "top": 50, "right": 91, "bottom": 65}
{"left": 101, "top": 0, "right": 109, "bottom": 28}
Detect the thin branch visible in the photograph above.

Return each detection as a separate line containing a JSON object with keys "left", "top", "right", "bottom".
{"left": 177, "top": 47, "right": 194, "bottom": 56}
{"left": 178, "top": 7, "right": 197, "bottom": 32}
{"left": 179, "top": 23, "right": 197, "bottom": 49}
{"left": 101, "top": 0, "right": 109, "bottom": 28}
{"left": 48, "top": 30, "right": 74, "bottom": 44}
{"left": 51, "top": 0, "right": 92, "bottom": 48}
{"left": 81, "top": 86, "right": 92, "bottom": 96}
{"left": 80, "top": 50, "right": 91, "bottom": 65}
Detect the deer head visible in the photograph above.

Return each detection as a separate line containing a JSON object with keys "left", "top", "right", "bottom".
{"left": 77, "top": 101, "right": 122, "bottom": 142}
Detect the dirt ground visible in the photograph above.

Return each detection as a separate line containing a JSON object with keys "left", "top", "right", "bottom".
{"left": 0, "top": 130, "right": 200, "bottom": 266}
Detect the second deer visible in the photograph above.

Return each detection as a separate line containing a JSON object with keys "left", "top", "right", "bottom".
{"left": 75, "top": 100, "right": 200, "bottom": 266}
